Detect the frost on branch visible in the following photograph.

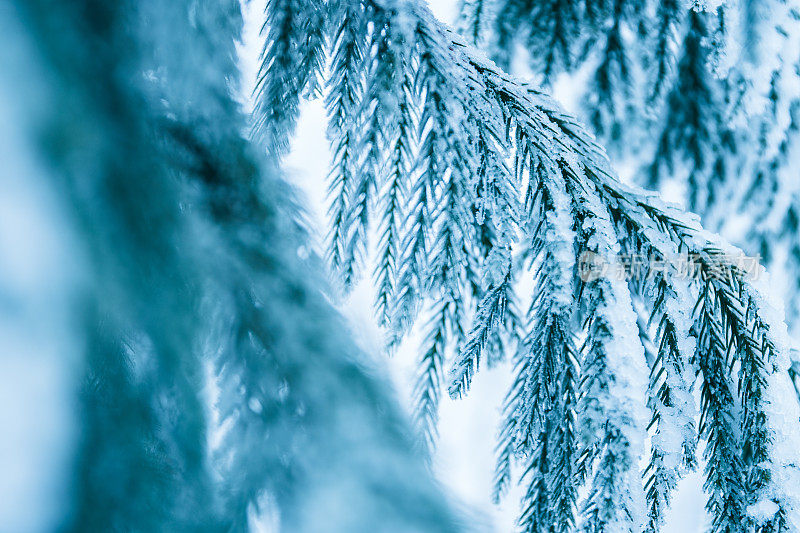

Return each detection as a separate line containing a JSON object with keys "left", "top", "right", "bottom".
{"left": 256, "top": 0, "right": 800, "bottom": 530}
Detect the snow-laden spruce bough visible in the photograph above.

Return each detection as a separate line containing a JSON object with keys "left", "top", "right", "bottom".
{"left": 13, "top": 0, "right": 800, "bottom": 530}
{"left": 457, "top": 0, "right": 800, "bottom": 360}
{"left": 256, "top": 0, "right": 800, "bottom": 531}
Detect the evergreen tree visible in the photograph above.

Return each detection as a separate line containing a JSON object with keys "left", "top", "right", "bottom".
{"left": 255, "top": 0, "right": 800, "bottom": 530}
{"left": 458, "top": 0, "right": 800, "bottom": 363}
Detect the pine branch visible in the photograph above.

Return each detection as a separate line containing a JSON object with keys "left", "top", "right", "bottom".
{"left": 490, "top": 286, "right": 526, "bottom": 504}
{"left": 448, "top": 268, "right": 510, "bottom": 399}
{"left": 609, "top": 210, "right": 699, "bottom": 531}
{"left": 642, "top": 275, "right": 698, "bottom": 532}
{"left": 586, "top": 0, "right": 632, "bottom": 146}
{"left": 414, "top": 298, "right": 453, "bottom": 451}
{"left": 510, "top": 169, "right": 582, "bottom": 531}
{"left": 598, "top": 185, "right": 799, "bottom": 531}
{"left": 446, "top": 125, "right": 519, "bottom": 393}
{"left": 518, "top": 424, "right": 555, "bottom": 532}
{"left": 326, "top": 0, "right": 367, "bottom": 288}
{"left": 457, "top": 0, "right": 495, "bottom": 46}
{"left": 388, "top": 122, "right": 432, "bottom": 342}
{"left": 252, "top": 0, "right": 325, "bottom": 154}
{"left": 374, "top": 81, "right": 413, "bottom": 324}
{"left": 650, "top": 0, "right": 682, "bottom": 102}
{"left": 268, "top": 0, "right": 800, "bottom": 528}
{"left": 412, "top": 108, "right": 473, "bottom": 442}
{"left": 695, "top": 278, "right": 749, "bottom": 532}
{"left": 645, "top": 8, "right": 728, "bottom": 213}
{"left": 571, "top": 184, "right": 650, "bottom": 533}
